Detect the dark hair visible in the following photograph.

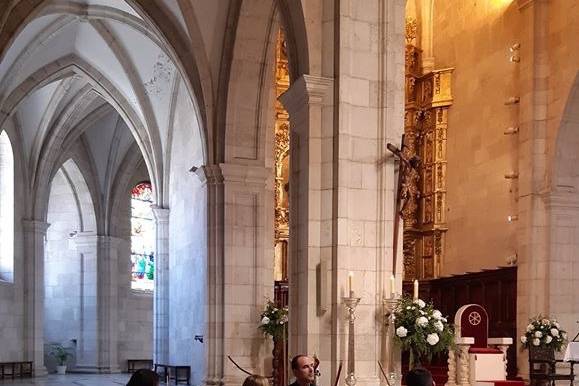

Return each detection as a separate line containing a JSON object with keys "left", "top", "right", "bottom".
{"left": 291, "top": 355, "right": 308, "bottom": 370}
{"left": 242, "top": 374, "right": 270, "bottom": 386}
{"left": 405, "top": 368, "right": 433, "bottom": 386}
{"left": 127, "top": 369, "right": 159, "bottom": 386}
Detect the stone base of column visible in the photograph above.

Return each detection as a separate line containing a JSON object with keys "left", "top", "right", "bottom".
{"left": 33, "top": 365, "right": 48, "bottom": 377}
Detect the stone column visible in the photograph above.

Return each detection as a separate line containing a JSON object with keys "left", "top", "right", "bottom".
{"left": 445, "top": 347, "right": 457, "bottom": 386}
{"left": 152, "top": 206, "right": 170, "bottom": 364}
{"left": 488, "top": 337, "right": 512, "bottom": 379}
{"left": 70, "top": 232, "right": 99, "bottom": 371}
{"left": 280, "top": 74, "right": 333, "bottom": 362}
{"left": 196, "top": 163, "right": 274, "bottom": 386}
{"left": 22, "top": 219, "right": 50, "bottom": 376}
{"left": 194, "top": 164, "right": 224, "bottom": 386}
{"left": 516, "top": 0, "right": 550, "bottom": 377}
{"left": 455, "top": 338, "right": 473, "bottom": 386}
{"left": 97, "top": 236, "right": 122, "bottom": 373}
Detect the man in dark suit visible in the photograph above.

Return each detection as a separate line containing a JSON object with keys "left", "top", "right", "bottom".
{"left": 289, "top": 355, "right": 316, "bottom": 386}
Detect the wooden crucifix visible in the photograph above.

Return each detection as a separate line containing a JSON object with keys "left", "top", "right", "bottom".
{"left": 387, "top": 134, "right": 421, "bottom": 277}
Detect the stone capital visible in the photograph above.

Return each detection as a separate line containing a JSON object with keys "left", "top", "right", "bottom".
{"left": 220, "top": 163, "right": 271, "bottom": 186}
{"left": 70, "top": 231, "right": 98, "bottom": 252}
{"left": 279, "top": 74, "right": 333, "bottom": 116}
{"left": 21, "top": 219, "right": 50, "bottom": 235}
{"left": 190, "top": 164, "right": 223, "bottom": 186}
{"left": 152, "top": 206, "right": 170, "bottom": 222}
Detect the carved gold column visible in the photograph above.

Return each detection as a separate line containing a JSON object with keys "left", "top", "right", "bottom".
{"left": 274, "top": 30, "right": 290, "bottom": 282}
{"left": 403, "top": 19, "right": 453, "bottom": 280}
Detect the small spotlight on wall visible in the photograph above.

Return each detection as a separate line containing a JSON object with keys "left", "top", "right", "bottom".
{"left": 504, "top": 96, "right": 520, "bottom": 105}
{"left": 509, "top": 43, "right": 521, "bottom": 63}
{"left": 504, "top": 172, "right": 519, "bottom": 179}
{"left": 507, "top": 215, "right": 519, "bottom": 222}
{"left": 504, "top": 126, "right": 519, "bottom": 135}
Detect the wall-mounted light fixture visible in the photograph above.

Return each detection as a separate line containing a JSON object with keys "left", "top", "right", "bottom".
{"left": 507, "top": 215, "right": 519, "bottom": 222}
{"left": 504, "top": 126, "right": 519, "bottom": 135}
{"left": 504, "top": 172, "right": 519, "bottom": 179}
{"left": 504, "top": 96, "right": 520, "bottom": 105}
{"left": 509, "top": 43, "right": 521, "bottom": 63}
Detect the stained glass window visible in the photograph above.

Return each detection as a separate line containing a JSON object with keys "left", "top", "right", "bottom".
{"left": 130, "top": 181, "right": 154, "bottom": 291}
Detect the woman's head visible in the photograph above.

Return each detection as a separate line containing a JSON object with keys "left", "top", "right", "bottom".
{"left": 242, "top": 375, "right": 270, "bottom": 386}
{"left": 127, "top": 369, "right": 159, "bottom": 386}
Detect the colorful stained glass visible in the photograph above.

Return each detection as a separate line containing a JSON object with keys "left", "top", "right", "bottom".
{"left": 131, "top": 182, "right": 154, "bottom": 291}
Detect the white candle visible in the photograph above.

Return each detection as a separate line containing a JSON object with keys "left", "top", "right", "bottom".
{"left": 348, "top": 271, "right": 353, "bottom": 295}
{"left": 390, "top": 274, "right": 395, "bottom": 297}
{"left": 413, "top": 279, "right": 419, "bottom": 300}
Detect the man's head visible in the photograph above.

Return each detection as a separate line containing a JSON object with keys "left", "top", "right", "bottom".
{"left": 291, "top": 355, "right": 315, "bottom": 385}
{"left": 405, "top": 368, "right": 433, "bottom": 386}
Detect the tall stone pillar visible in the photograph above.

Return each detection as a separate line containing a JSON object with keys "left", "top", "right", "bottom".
{"left": 70, "top": 232, "right": 99, "bottom": 371}
{"left": 197, "top": 163, "right": 274, "bottom": 386}
{"left": 22, "top": 219, "right": 50, "bottom": 376}
{"left": 195, "top": 164, "right": 224, "bottom": 386}
{"left": 280, "top": 75, "right": 333, "bottom": 362}
{"left": 152, "top": 206, "right": 170, "bottom": 364}
{"left": 97, "top": 236, "right": 122, "bottom": 373}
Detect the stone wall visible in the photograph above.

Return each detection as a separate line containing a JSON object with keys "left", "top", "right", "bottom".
{"left": 45, "top": 170, "right": 83, "bottom": 356}
{"left": 431, "top": 0, "right": 522, "bottom": 275}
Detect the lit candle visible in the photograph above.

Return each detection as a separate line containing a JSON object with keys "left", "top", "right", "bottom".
{"left": 390, "top": 274, "right": 395, "bottom": 297}
{"left": 348, "top": 271, "right": 353, "bottom": 295}
{"left": 413, "top": 279, "right": 419, "bottom": 300}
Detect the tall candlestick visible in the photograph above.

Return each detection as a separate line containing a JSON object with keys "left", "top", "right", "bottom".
{"left": 413, "top": 279, "right": 419, "bottom": 300}
{"left": 390, "top": 274, "right": 395, "bottom": 297}
{"left": 348, "top": 271, "right": 353, "bottom": 295}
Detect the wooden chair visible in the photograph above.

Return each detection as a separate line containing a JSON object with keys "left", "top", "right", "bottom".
{"left": 529, "top": 346, "right": 575, "bottom": 386}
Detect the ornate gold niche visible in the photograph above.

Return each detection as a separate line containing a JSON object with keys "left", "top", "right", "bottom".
{"left": 403, "top": 19, "right": 453, "bottom": 280}
{"left": 274, "top": 29, "right": 290, "bottom": 282}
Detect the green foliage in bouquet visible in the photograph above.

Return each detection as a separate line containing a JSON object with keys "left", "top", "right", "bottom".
{"left": 520, "top": 315, "right": 567, "bottom": 352}
{"left": 393, "top": 296, "right": 454, "bottom": 366}
{"left": 258, "top": 299, "right": 289, "bottom": 339}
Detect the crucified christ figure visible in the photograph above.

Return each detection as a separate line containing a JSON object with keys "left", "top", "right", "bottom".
{"left": 386, "top": 135, "right": 421, "bottom": 277}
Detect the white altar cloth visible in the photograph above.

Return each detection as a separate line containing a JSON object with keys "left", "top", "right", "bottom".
{"left": 563, "top": 342, "right": 579, "bottom": 362}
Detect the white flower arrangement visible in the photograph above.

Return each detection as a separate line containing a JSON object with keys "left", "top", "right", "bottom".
{"left": 520, "top": 315, "right": 567, "bottom": 352}
{"left": 393, "top": 296, "right": 454, "bottom": 367}
{"left": 258, "top": 299, "right": 289, "bottom": 338}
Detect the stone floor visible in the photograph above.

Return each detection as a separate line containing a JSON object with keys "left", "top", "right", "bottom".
{"left": 0, "top": 374, "right": 132, "bottom": 386}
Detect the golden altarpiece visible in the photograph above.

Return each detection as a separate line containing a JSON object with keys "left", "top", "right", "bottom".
{"left": 403, "top": 19, "right": 453, "bottom": 280}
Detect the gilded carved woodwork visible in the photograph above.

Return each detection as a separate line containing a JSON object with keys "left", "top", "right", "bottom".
{"left": 274, "top": 30, "right": 290, "bottom": 282}
{"left": 403, "top": 18, "right": 453, "bottom": 280}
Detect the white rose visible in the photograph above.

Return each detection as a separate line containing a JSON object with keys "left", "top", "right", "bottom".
{"left": 527, "top": 324, "right": 534, "bottom": 332}
{"left": 426, "top": 333, "right": 440, "bottom": 346}
{"left": 550, "top": 328, "right": 559, "bottom": 337}
{"left": 534, "top": 331, "right": 543, "bottom": 338}
{"left": 414, "top": 299, "right": 426, "bottom": 308}
{"left": 406, "top": 306, "right": 411, "bottom": 310}
{"left": 520, "top": 336, "right": 527, "bottom": 344}
{"left": 396, "top": 326, "right": 408, "bottom": 338}
{"left": 432, "top": 310, "right": 442, "bottom": 320}
{"left": 434, "top": 321, "right": 444, "bottom": 332}
{"left": 260, "top": 316, "right": 270, "bottom": 325}
{"left": 533, "top": 338, "right": 541, "bottom": 346}
{"left": 416, "top": 316, "right": 428, "bottom": 327}
{"left": 545, "top": 335, "right": 553, "bottom": 344}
